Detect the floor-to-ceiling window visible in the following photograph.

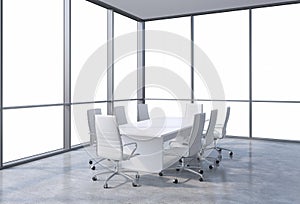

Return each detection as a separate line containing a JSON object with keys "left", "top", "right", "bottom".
{"left": 71, "top": 0, "right": 107, "bottom": 146}
{"left": 252, "top": 4, "right": 300, "bottom": 141}
{"left": 113, "top": 13, "right": 137, "bottom": 123}
{"left": 3, "top": 0, "right": 64, "bottom": 162}
{"left": 194, "top": 10, "right": 249, "bottom": 137}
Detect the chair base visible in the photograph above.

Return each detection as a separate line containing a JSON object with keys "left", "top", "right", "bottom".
{"left": 215, "top": 146, "right": 233, "bottom": 157}
{"left": 213, "top": 139, "right": 233, "bottom": 157}
{"left": 89, "top": 158, "right": 107, "bottom": 170}
{"left": 159, "top": 157, "right": 204, "bottom": 183}
{"left": 92, "top": 161, "right": 140, "bottom": 189}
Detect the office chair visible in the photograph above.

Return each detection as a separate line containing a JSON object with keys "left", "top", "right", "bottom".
{"left": 87, "top": 109, "right": 102, "bottom": 145}
{"left": 213, "top": 107, "right": 233, "bottom": 157}
{"left": 184, "top": 103, "right": 203, "bottom": 118}
{"left": 92, "top": 115, "right": 140, "bottom": 188}
{"left": 198, "top": 109, "right": 218, "bottom": 170}
{"left": 114, "top": 106, "right": 128, "bottom": 125}
{"left": 160, "top": 113, "right": 206, "bottom": 183}
{"left": 87, "top": 109, "right": 105, "bottom": 170}
{"left": 137, "top": 104, "right": 150, "bottom": 121}
{"left": 168, "top": 103, "right": 204, "bottom": 146}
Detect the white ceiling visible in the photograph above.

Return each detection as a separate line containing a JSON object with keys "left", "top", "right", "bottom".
{"left": 92, "top": 0, "right": 300, "bottom": 21}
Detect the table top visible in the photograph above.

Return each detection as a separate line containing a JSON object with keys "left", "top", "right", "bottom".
{"left": 119, "top": 117, "right": 193, "bottom": 139}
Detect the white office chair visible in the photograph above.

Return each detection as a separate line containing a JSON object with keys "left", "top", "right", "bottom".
{"left": 213, "top": 107, "right": 233, "bottom": 157}
{"left": 114, "top": 106, "right": 128, "bottom": 125}
{"left": 184, "top": 103, "right": 203, "bottom": 118}
{"left": 87, "top": 109, "right": 102, "bottom": 145}
{"left": 137, "top": 104, "right": 150, "bottom": 121}
{"left": 168, "top": 103, "right": 204, "bottom": 146}
{"left": 87, "top": 109, "right": 105, "bottom": 170}
{"left": 160, "top": 113, "right": 206, "bottom": 183}
{"left": 92, "top": 115, "right": 140, "bottom": 189}
{"left": 198, "top": 109, "right": 218, "bottom": 169}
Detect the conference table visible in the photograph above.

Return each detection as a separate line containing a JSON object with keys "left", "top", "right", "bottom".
{"left": 119, "top": 117, "right": 194, "bottom": 173}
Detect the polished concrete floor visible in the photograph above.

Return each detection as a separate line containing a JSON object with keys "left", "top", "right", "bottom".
{"left": 1, "top": 138, "right": 300, "bottom": 204}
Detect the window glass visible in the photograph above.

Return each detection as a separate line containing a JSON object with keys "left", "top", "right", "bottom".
{"left": 3, "top": 107, "right": 63, "bottom": 163}
{"left": 253, "top": 103, "right": 300, "bottom": 141}
{"left": 252, "top": 5, "right": 300, "bottom": 100}
{"left": 3, "top": 0, "right": 63, "bottom": 106}
{"left": 194, "top": 11, "right": 249, "bottom": 100}
{"left": 71, "top": 0, "right": 107, "bottom": 102}
{"left": 114, "top": 13, "right": 137, "bottom": 100}
{"left": 146, "top": 17, "right": 191, "bottom": 100}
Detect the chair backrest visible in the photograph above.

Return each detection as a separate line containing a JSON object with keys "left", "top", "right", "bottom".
{"left": 184, "top": 103, "right": 203, "bottom": 118}
{"left": 204, "top": 109, "right": 218, "bottom": 147}
{"left": 221, "top": 107, "right": 231, "bottom": 139}
{"left": 87, "top": 109, "right": 102, "bottom": 142}
{"left": 137, "top": 104, "right": 150, "bottom": 121}
{"left": 114, "top": 106, "right": 128, "bottom": 125}
{"left": 188, "top": 113, "right": 206, "bottom": 156}
{"left": 95, "top": 115, "right": 124, "bottom": 161}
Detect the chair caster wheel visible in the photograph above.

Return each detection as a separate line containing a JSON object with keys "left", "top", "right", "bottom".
{"left": 173, "top": 178, "right": 178, "bottom": 184}
{"left": 176, "top": 168, "right": 180, "bottom": 171}
{"left": 132, "top": 182, "right": 139, "bottom": 187}
{"left": 92, "top": 176, "right": 97, "bottom": 181}
{"left": 209, "top": 165, "right": 213, "bottom": 169}
{"left": 89, "top": 160, "right": 93, "bottom": 165}
{"left": 159, "top": 172, "right": 163, "bottom": 176}
{"left": 91, "top": 166, "right": 96, "bottom": 170}
{"left": 216, "top": 160, "right": 220, "bottom": 164}
{"left": 229, "top": 152, "right": 233, "bottom": 157}
{"left": 103, "top": 183, "right": 108, "bottom": 189}
{"left": 179, "top": 158, "right": 183, "bottom": 163}
{"left": 199, "top": 169, "right": 204, "bottom": 174}
{"left": 199, "top": 177, "right": 203, "bottom": 182}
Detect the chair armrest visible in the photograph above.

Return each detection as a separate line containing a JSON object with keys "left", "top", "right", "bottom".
{"left": 123, "top": 142, "right": 137, "bottom": 147}
{"left": 169, "top": 140, "right": 188, "bottom": 147}
{"left": 123, "top": 142, "right": 138, "bottom": 158}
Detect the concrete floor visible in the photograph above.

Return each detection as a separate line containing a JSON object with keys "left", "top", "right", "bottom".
{"left": 1, "top": 138, "right": 300, "bottom": 204}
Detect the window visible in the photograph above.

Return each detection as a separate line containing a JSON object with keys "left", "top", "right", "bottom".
{"left": 252, "top": 5, "right": 300, "bottom": 101}
{"left": 193, "top": 11, "right": 249, "bottom": 137}
{"left": 253, "top": 103, "right": 300, "bottom": 141}
{"left": 2, "top": 0, "right": 64, "bottom": 163}
{"left": 114, "top": 13, "right": 137, "bottom": 100}
{"left": 194, "top": 11, "right": 249, "bottom": 100}
{"left": 71, "top": 0, "right": 107, "bottom": 102}
{"left": 3, "top": 0, "right": 63, "bottom": 107}
{"left": 146, "top": 17, "right": 191, "bottom": 101}
{"left": 3, "top": 107, "right": 63, "bottom": 163}
{"left": 252, "top": 5, "right": 300, "bottom": 140}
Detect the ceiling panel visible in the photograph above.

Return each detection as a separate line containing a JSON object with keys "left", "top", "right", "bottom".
{"left": 91, "top": 0, "right": 300, "bottom": 21}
